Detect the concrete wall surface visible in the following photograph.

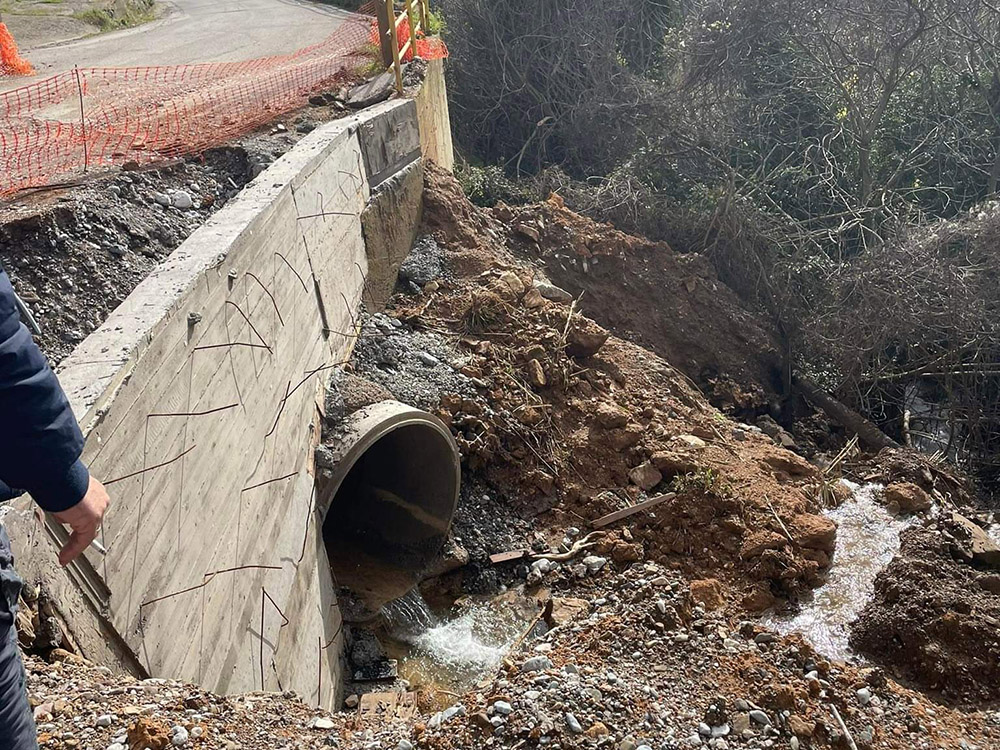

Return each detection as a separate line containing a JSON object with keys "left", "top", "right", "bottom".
{"left": 8, "top": 97, "right": 426, "bottom": 708}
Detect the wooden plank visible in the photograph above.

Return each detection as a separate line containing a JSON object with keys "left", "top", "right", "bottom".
{"left": 419, "top": 0, "right": 429, "bottom": 32}
{"left": 405, "top": 0, "right": 420, "bottom": 43}
{"left": 398, "top": 37, "right": 413, "bottom": 62}
{"left": 591, "top": 493, "right": 676, "bottom": 529}
{"left": 374, "top": 0, "right": 394, "bottom": 68}
{"left": 386, "top": 0, "right": 404, "bottom": 94}
{"left": 489, "top": 548, "right": 530, "bottom": 565}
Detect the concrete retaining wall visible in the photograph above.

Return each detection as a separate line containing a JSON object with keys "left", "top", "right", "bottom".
{"left": 7, "top": 90, "right": 437, "bottom": 707}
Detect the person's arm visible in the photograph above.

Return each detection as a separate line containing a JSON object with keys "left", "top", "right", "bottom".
{"left": 0, "top": 268, "right": 109, "bottom": 565}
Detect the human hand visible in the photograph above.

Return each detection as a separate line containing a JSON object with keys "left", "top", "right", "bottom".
{"left": 52, "top": 476, "right": 110, "bottom": 566}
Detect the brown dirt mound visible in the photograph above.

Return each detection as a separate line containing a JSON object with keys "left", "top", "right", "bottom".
{"left": 495, "top": 192, "right": 784, "bottom": 410}
{"left": 850, "top": 522, "right": 1000, "bottom": 705}
{"left": 409, "top": 165, "right": 836, "bottom": 603}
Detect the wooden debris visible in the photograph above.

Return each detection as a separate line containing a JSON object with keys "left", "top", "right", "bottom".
{"left": 489, "top": 548, "right": 530, "bottom": 565}
{"left": 591, "top": 493, "right": 676, "bottom": 529}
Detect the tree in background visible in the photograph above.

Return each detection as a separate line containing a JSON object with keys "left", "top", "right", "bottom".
{"left": 441, "top": 0, "right": 1000, "bottom": 487}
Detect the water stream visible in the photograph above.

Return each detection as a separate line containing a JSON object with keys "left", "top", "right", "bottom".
{"left": 763, "top": 482, "right": 913, "bottom": 662}
{"left": 380, "top": 589, "right": 533, "bottom": 693}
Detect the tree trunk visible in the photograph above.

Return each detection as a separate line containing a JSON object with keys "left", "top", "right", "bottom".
{"left": 794, "top": 375, "right": 900, "bottom": 451}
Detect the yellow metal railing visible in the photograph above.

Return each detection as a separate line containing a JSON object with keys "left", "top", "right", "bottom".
{"left": 380, "top": 0, "right": 430, "bottom": 94}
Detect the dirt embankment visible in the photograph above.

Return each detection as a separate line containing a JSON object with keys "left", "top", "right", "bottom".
{"left": 852, "top": 517, "right": 1000, "bottom": 705}
{"left": 496, "top": 194, "right": 785, "bottom": 412}
{"left": 402, "top": 164, "right": 838, "bottom": 608}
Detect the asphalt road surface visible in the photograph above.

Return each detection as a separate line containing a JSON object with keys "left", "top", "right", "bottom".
{"left": 3, "top": 0, "right": 353, "bottom": 90}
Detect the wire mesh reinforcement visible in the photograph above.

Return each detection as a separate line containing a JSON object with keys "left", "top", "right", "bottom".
{"left": 0, "top": 10, "right": 446, "bottom": 197}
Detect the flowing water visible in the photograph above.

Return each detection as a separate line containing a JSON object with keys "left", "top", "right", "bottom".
{"left": 380, "top": 589, "right": 533, "bottom": 693}
{"left": 763, "top": 481, "right": 913, "bottom": 662}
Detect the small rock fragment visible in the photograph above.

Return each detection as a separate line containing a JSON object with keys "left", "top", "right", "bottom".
{"left": 629, "top": 462, "right": 663, "bottom": 491}
{"left": 522, "top": 655, "right": 553, "bottom": 673}
{"left": 565, "top": 713, "right": 584, "bottom": 734}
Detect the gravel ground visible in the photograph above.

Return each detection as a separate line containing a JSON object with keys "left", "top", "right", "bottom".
{"left": 345, "top": 309, "right": 478, "bottom": 412}
{"left": 22, "top": 554, "right": 1000, "bottom": 750}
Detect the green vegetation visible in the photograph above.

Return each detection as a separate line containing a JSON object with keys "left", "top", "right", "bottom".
{"left": 670, "top": 468, "right": 731, "bottom": 498}
{"left": 455, "top": 163, "right": 536, "bottom": 208}
{"left": 74, "top": 0, "right": 155, "bottom": 32}
{"left": 425, "top": 8, "right": 444, "bottom": 35}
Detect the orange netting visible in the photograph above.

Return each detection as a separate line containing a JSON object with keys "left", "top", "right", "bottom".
{"left": 0, "top": 22, "right": 35, "bottom": 77}
{"left": 0, "top": 10, "right": 446, "bottom": 197}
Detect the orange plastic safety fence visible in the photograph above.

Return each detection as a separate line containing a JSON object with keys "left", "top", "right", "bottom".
{"left": 0, "top": 22, "right": 35, "bottom": 77}
{"left": 0, "top": 8, "right": 445, "bottom": 197}
{"left": 366, "top": 15, "right": 448, "bottom": 63}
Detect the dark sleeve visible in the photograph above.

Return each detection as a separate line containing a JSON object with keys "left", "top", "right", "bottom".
{"left": 0, "top": 268, "right": 90, "bottom": 512}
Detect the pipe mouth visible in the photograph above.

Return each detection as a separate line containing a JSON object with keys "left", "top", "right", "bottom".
{"left": 318, "top": 401, "right": 460, "bottom": 617}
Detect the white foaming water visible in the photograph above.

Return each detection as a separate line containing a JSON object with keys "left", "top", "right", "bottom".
{"left": 410, "top": 609, "right": 510, "bottom": 671}
{"left": 381, "top": 589, "right": 529, "bottom": 691}
{"left": 763, "top": 481, "right": 912, "bottom": 662}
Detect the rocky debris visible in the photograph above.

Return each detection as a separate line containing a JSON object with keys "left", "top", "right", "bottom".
{"left": 397, "top": 236, "right": 444, "bottom": 289}
{"left": 382, "top": 165, "right": 847, "bottom": 603}
{"left": 563, "top": 316, "right": 610, "bottom": 359}
{"left": 0, "top": 150, "right": 250, "bottom": 362}
{"left": 789, "top": 513, "right": 837, "bottom": 553}
{"left": 757, "top": 415, "right": 797, "bottom": 450}
{"left": 346, "top": 71, "right": 396, "bottom": 109}
{"left": 533, "top": 280, "right": 573, "bottom": 303}
{"left": 628, "top": 462, "right": 662, "bottom": 491}
{"left": 883, "top": 482, "right": 932, "bottom": 513}
{"left": 949, "top": 512, "right": 1000, "bottom": 568}
{"left": 324, "top": 370, "right": 394, "bottom": 422}
{"left": 351, "top": 560, "right": 997, "bottom": 749}
{"left": 341, "top": 311, "right": 478, "bottom": 413}
{"left": 689, "top": 578, "right": 725, "bottom": 610}
{"left": 852, "top": 523, "right": 1000, "bottom": 703}
{"left": 501, "top": 191, "right": 783, "bottom": 411}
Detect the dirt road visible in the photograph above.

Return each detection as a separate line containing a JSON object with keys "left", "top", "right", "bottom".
{"left": 3, "top": 0, "right": 353, "bottom": 88}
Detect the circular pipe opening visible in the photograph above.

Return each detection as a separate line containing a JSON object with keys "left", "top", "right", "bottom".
{"left": 319, "top": 402, "right": 460, "bottom": 616}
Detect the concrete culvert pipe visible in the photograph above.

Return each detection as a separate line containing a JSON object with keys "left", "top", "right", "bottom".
{"left": 317, "top": 400, "right": 460, "bottom": 619}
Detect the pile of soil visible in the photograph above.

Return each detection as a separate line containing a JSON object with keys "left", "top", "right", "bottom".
{"left": 497, "top": 194, "right": 784, "bottom": 412}
{"left": 386, "top": 165, "right": 842, "bottom": 607}
{"left": 851, "top": 520, "right": 1000, "bottom": 705}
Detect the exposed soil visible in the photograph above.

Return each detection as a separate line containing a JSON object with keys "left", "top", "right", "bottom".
{"left": 498, "top": 195, "right": 785, "bottom": 412}
{"left": 407, "top": 164, "right": 839, "bottom": 608}
{"left": 851, "top": 519, "right": 1000, "bottom": 706}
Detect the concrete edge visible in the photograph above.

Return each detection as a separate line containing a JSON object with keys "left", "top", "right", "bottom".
{"left": 57, "top": 99, "right": 413, "bottom": 435}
